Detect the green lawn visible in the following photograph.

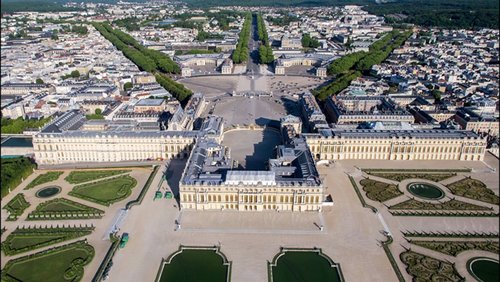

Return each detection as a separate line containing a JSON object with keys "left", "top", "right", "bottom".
{"left": 159, "top": 249, "right": 229, "bottom": 282}
{"left": 2, "top": 226, "right": 94, "bottom": 256}
{"left": 25, "top": 171, "right": 64, "bottom": 189}
{"left": 446, "top": 178, "right": 499, "bottom": 205}
{"left": 3, "top": 193, "right": 30, "bottom": 221}
{"left": 28, "top": 198, "right": 104, "bottom": 220}
{"left": 1, "top": 241, "right": 94, "bottom": 282}
{"left": 271, "top": 251, "right": 342, "bottom": 282}
{"left": 69, "top": 175, "right": 137, "bottom": 206}
{"left": 64, "top": 170, "right": 131, "bottom": 184}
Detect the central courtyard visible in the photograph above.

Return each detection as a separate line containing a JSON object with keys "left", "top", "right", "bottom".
{"left": 222, "top": 129, "right": 281, "bottom": 170}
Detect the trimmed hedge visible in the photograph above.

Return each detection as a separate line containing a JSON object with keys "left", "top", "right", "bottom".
{"left": 28, "top": 198, "right": 104, "bottom": 220}
{"left": 25, "top": 171, "right": 63, "bottom": 189}
{"left": 64, "top": 169, "right": 131, "bottom": 184}
{"left": 3, "top": 193, "right": 30, "bottom": 221}
{"left": 69, "top": 175, "right": 137, "bottom": 206}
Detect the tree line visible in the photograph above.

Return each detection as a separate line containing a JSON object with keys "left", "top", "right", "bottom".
{"left": 256, "top": 14, "right": 274, "bottom": 64}
{"left": 301, "top": 33, "right": 320, "bottom": 48}
{"left": 1, "top": 157, "right": 36, "bottom": 198}
{"left": 232, "top": 13, "right": 251, "bottom": 64}
{"left": 92, "top": 22, "right": 192, "bottom": 104}
{"left": 315, "top": 30, "right": 412, "bottom": 100}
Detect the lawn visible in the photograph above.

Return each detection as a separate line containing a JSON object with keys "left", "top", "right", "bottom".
{"left": 1, "top": 241, "right": 94, "bottom": 282}
{"left": 270, "top": 250, "right": 342, "bottom": 282}
{"left": 446, "top": 178, "right": 499, "bottom": 205}
{"left": 64, "top": 170, "right": 131, "bottom": 184}
{"left": 159, "top": 249, "right": 229, "bottom": 282}
{"left": 28, "top": 198, "right": 104, "bottom": 220}
{"left": 3, "top": 193, "right": 30, "bottom": 221}
{"left": 25, "top": 171, "right": 64, "bottom": 189}
{"left": 69, "top": 175, "right": 137, "bottom": 206}
{"left": 2, "top": 226, "right": 94, "bottom": 256}
{"left": 360, "top": 178, "right": 403, "bottom": 202}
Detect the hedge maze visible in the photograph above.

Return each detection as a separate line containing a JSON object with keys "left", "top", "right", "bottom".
{"left": 25, "top": 171, "right": 63, "bottom": 189}
{"left": 1, "top": 240, "right": 95, "bottom": 282}
{"left": 3, "top": 193, "right": 30, "bottom": 221}
{"left": 27, "top": 198, "right": 104, "bottom": 220}
{"left": 1, "top": 225, "right": 94, "bottom": 256}
{"left": 64, "top": 169, "right": 131, "bottom": 184}
{"left": 69, "top": 175, "right": 137, "bottom": 206}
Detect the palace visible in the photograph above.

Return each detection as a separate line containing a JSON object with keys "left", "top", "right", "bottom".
{"left": 305, "top": 129, "right": 487, "bottom": 161}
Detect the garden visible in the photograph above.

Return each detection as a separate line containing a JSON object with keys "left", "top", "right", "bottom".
{"left": 27, "top": 198, "right": 104, "bottom": 220}
{"left": 64, "top": 169, "right": 131, "bottom": 184}
{"left": 364, "top": 171, "right": 456, "bottom": 182}
{"left": 446, "top": 178, "right": 499, "bottom": 205}
{"left": 400, "top": 250, "right": 463, "bottom": 281}
{"left": 3, "top": 193, "right": 30, "bottom": 221}
{"left": 25, "top": 171, "right": 63, "bottom": 189}
{"left": 359, "top": 178, "right": 403, "bottom": 202}
{"left": 1, "top": 225, "right": 94, "bottom": 256}
{"left": 410, "top": 240, "right": 499, "bottom": 257}
{"left": 1, "top": 240, "right": 94, "bottom": 282}
{"left": 69, "top": 175, "right": 137, "bottom": 206}
{"left": 389, "top": 199, "right": 492, "bottom": 211}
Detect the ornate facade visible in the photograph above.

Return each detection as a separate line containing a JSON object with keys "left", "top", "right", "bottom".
{"left": 305, "top": 129, "right": 487, "bottom": 161}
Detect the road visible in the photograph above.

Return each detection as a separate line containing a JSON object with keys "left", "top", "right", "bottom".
{"left": 246, "top": 13, "right": 261, "bottom": 82}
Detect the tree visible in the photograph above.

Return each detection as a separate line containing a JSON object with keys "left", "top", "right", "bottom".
{"left": 35, "top": 78, "right": 44, "bottom": 84}
{"left": 70, "top": 70, "right": 80, "bottom": 78}
{"left": 123, "top": 82, "right": 133, "bottom": 91}
{"left": 95, "top": 108, "right": 102, "bottom": 115}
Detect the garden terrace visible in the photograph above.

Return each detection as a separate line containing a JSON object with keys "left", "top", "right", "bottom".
{"left": 1, "top": 241, "right": 94, "bottom": 282}
{"left": 446, "top": 178, "right": 499, "bottom": 205}
{"left": 68, "top": 175, "right": 138, "bottom": 206}
{"left": 3, "top": 193, "right": 30, "bottom": 221}
{"left": 27, "top": 198, "right": 104, "bottom": 220}
{"left": 64, "top": 169, "right": 131, "bottom": 184}
{"left": 25, "top": 171, "right": 63, "bottom": 189}
{"left": 2, "top": 225, "right": 94, "bottom": 256}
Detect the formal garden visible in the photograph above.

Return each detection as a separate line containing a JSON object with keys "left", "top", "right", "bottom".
{"left": 1, "top": 225, "right": 95, "bottom": 256}
{"left": 409, "top": 240, "right": 499, "bottom": 257}
{"left": 446, "top": 178, "right": 500, "bottom": 205}
{"left": 27, "top": 198, "right": 104, "bottom": 220}
{"left": 364, "top": 171, "right": 457, "bottom": 182}
{"left": 64, "top": 170, "right": 131, "bottom": 184}
{"left": 389, "top": 199, "right": 492, "bottom": 211}
{"left": 25, "top": 171, "right": 63, "bottom": 189}
{"left": 268, "top": 248, "right": 344, "bottom": 282}
{"left": 3, "top": 193, "right": 30, "bottom": 221}
{"left": 1, "top": 240, "right": 94, "bottom": 282}
{"left": 68, "top": 175, "right": 137, "bottom": 206}
{"left": 157, "top": 247, "right": 231, "bottom": 282}
{"left": 400, "top": 250, "right": 464, "bottom": 281}
{"left": 359, "top": 178, "right": 403, "bottom": 202}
